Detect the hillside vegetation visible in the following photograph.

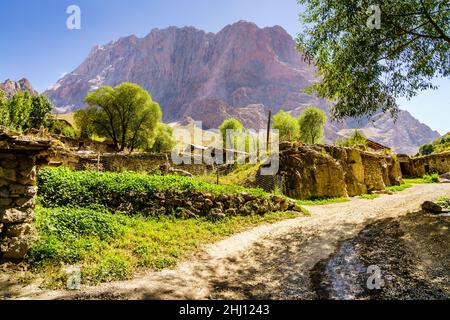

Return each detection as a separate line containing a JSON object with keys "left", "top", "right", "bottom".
{"left": 420, "top": 132, "right": 450, "bottom": 155}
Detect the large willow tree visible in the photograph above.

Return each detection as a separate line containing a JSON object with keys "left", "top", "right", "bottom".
{"left": 297, "top": 0, "right": 450, "bottom": 120}
{"left": 76, "top": 83, "right": 162, "bottom": 152}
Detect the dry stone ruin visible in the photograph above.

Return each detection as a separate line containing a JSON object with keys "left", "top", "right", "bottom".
{"left": 398, "top": 152, "right": 450, "bottom": 177}
{"left": 256, "top": 142, "right": 402, "bottom": 199}
{"left": 0, "top": 131, "right": 50, "bottom": 260}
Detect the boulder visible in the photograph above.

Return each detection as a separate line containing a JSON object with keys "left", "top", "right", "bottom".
{"left": 439, "top": 172, "right": 450, "bottom": 183}
{"left": 421, "top": 201, "right": 443, "bottom": 214}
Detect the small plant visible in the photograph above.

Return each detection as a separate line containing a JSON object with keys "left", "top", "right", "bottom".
{"left": 386, "top": 183, "right": 412, "bottom": 193}
{"left": 437, "top": 196, "right": 449, "bottom": 209}
{"left": 359, "top": 194, "right": 379, "bottom": 200}
{"left": 297, "top": 196, "right": 349, "bottom": 206}
{"left": 404, "top": 173, "right": 439, "bottom": 184}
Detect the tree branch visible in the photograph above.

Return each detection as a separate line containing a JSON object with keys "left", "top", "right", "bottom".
{"left": 420, "top": 0, "right": 450, "bottom": 44}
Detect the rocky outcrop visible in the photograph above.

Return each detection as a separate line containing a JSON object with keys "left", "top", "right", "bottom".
{"left": 0, "top": 78, "right": 37, "bottom": 98}
{"left": 256, "top": 143, "right": 402, "bottom": 199}
{"left": 0, "top": 131, "right": 50, "bottom": 260}
{"left": 43, "top": 21, "right": 439, "bottom": 154}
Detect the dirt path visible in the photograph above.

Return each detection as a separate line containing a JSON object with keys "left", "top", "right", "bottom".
{"left": 10, "top": 183, "right": 450, "bottom": 300}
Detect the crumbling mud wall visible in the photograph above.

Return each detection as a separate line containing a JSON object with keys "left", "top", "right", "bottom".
{"left": 77, "top": 153, "right": 214, "bottom": 175}
{"left": 256, "top": 143, "right": 402, "bottom": 200}
{"left": 0, "top": 132, "right": 50, "bottom": 260}
{"left": 398, "top": 152, "right": 450, "bottom": 177}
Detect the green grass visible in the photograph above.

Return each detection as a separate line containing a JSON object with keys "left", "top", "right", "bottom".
{"left": 386, "top": 183, "right": 413, "bottom": 193}
{"left": 404, "top": 173, "right": 439, "bottom": 184}
{"left": 359, "top": 194, "right": 379, "bottom": 200}
{"left": 198, "top": 163, "right": 260, "bottom": 186}
{"left": 28, "top": 205, "right": 299, "bottom": 287}
{"left": 297, "top": 196, "right": 350, "bottom": 206}
{"left": 437, "top": 196, "right": 449, "bottom": 209}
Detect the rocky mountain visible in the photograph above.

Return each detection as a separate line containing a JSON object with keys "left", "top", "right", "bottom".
{"left": 337, "top": 110, "right": 440, "bottom": 155}
{"left": 44, "top": 20, "right": 439, "bottom": 154}
{"left": 0, "top": 78, "right": 37, "bottom": 98}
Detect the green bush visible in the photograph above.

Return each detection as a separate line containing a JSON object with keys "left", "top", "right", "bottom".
{"left": 423, "top": 173, "right": 439, "bottom": 183}
{"left": 37, "top": 167, "right": 268, "bottom": 210}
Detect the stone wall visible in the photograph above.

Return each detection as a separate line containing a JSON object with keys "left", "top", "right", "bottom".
{"left": 77, "top": 152, "right": 214, "bottom": 175}
{"left": 0, "top": 132, "right": 50, "bottom": 260}
{"left": 398, "top": 152, "right": 450, "bottom": 177}
{"left": 256, "top": 143, "right": 402, "bottom": 200}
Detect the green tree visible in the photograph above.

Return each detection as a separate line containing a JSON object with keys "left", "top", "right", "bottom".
{"left": 419, "top": 143, "right": 434, "bottom": 155}
{"left": 0, "top": 91, "right": 52, "bottom": 131}
{"left": 298, "top": 107, "right": 327, "bottom": 144}
{"left": 336, "top": 129, "right": 368, "bottom": 148}
{"left": 219, "top": 118, "right": 245, "bottom": 150}
{"left": 74, "top": 110, "right": 95, "bottom": 139}
{"left": 0, "top": 90, "right": 7, "bottom": 126}
{"left": 297, "top": 0, "right": 450, "bottom": 120}
{"left": 81, "top": 83, "right": 162, "bottom": 152}
{"left": 148, "top": 123, "right": 176, "bottom": 153}
{"left": 29, "top": 95, "right": 52, "bottom": 129}
{"left": 272, "top": 110, "right": 300, "bottom": 142}
{"left": 5, "top": 91, "right": 32, "bottom": 130}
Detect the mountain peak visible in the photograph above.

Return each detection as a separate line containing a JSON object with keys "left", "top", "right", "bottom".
{"left": 44, "top": 21, "right": 438, "bottom": 154}
{"left": 0, "top": 78, "right": 37, "bottom": 97}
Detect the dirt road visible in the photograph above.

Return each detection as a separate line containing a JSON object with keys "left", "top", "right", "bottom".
{"left": 10, "top": 183, "right": 450, "bottom": 300}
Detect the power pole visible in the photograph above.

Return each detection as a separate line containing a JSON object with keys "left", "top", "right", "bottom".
{"left": 216, "top": 165, "right": 220, "bottom": 185}
{"left": 266, "top": 110, "right": 272, "bottom": 155}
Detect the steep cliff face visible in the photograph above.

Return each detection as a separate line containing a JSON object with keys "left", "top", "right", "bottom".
{"left": 46, "top": 21, "right": 316, "bottom": 122}
{"left": 0, "top": 78, "right": 37, "bottom": 98}
{"left": 44, "top": 21, "right": 439, "bottom": 154}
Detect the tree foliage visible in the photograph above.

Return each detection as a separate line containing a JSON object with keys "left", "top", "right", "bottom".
{"left": 77, "top": 83, "right": 162, "bottom": 152}
{"left": 335, "top": 129, "right": 368, "bottom": 148}
{"left": 419, "top": 143, "right": 434, "bottom": 155}
{"left": 219, "top": 118, "right": 246, "bottom": 149}
{"left": 147, "top": 123, "right": 176, "bottom": 153}
{"left": 272, "top": 110, "right": 300, "bottom": 142}
{"left": 297, "top": 0, "right": 450, "bottom": 120}
{"left": 298, "top": 106, "right": 327, "bottom": 144}
{"left": 0, "top": 91, "right": 52, "bottom": 130}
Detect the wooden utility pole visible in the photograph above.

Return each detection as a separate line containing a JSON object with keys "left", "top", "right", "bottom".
{"left": 266, "top": 110, "right": 272, "bottom": 155}
{"left": 216, "top": 165, "right": 220, "bottom": 185}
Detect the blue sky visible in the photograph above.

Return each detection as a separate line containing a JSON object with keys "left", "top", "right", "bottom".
{"left": 0, "top": 0, "right": 448, "bottom": 134}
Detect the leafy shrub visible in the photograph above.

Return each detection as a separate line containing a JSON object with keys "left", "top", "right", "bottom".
{"left": 37, "top": 167, "right": 268, "bottom": 210}
{"left": 423, "top": 173, "right": 439, "bottom": 183}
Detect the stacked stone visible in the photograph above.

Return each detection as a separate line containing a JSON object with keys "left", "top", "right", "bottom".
{"left": 0, "top": 153, "right": 38, "bottom": 259}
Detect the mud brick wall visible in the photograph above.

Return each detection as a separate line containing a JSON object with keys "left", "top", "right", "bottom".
{"left": 409, "top": 152, "right": 450, "bottom": 177}
{"left": 78, "top": 152, "right": 214, "bottom": 175}
{"left": 257, "top": 143, "right": 402, "bottom": 199}
{"left": 0, "top": 132, "right": 50, "bottom": 260}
